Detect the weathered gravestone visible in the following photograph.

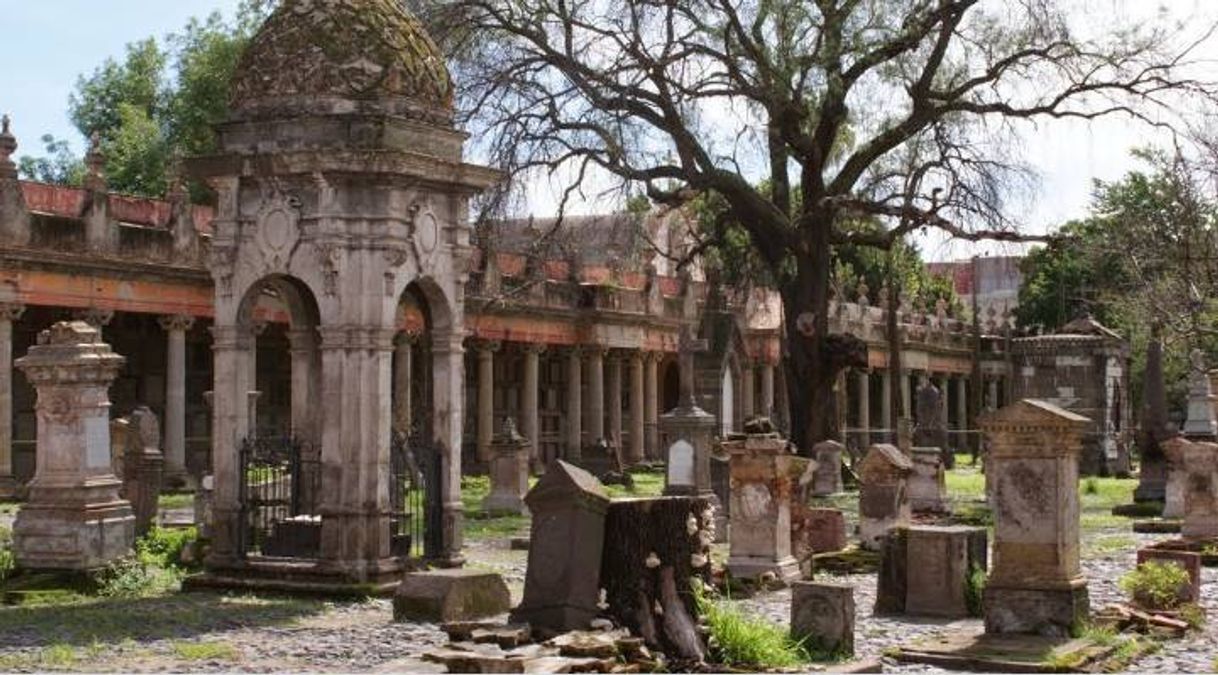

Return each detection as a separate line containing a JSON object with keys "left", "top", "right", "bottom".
{"left": 394, "top": 568, "right": 511, "bottom": 622}
{"left": 1135, "top": 333, "right": 1169, "bottom": 502}
{"left": 482, "top": 418, "right": 531, "bottom": 515}
{"left": 791, "top": 581, "right": 855, "bottom": 657}
{"left": 875, "top": 526, "right": 987, "bottom": 617}
{"left": 914, "top": 378, "right": 949, "bottom": 466}
{"left": 1161, "top": 436, "right": 1190, "bottom": 520}
{"left": 512, "top": 460, "right": 610, "bottom": 632}
{"left": 811, "top": 440, "right": 845, "bottom": 496}
{"left": 709, "top": 453, "right": 730, "bottom": 543}
{"left": 600, "top": 496, "right": 713, "bottom": 662}
{"left": 1180, "top": 440, "right": 1218, "bottom": 540}
{"left": 980, "top": 399, "right": 1090, "bottom": 636}
{"left": 908, "top": 447, "right": 947, "bottom": 514}
{"left": 665, "top": 440, "right": 696, "bottom": 494}
{"left": 792, "top": 508, "right": 847, "bottom": 574}
{"left": 12, "top": 321, "right": 135, "bottom": 570}
{"left": 721, "top": 428, "right": 800, "bottom": 583}
{"left": 1184, "top": 349, "right": 1218, "bottom": 440}
{"left": 112, "top": 406, "right": 165, "bottom": 537}
{"left": 857, "top": 444, "right": 913, "bottom": 551}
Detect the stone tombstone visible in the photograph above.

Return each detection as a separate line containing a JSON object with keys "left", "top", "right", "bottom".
{"left": 721, "top": 429, "right": 800, "bottom": 582}
{"left": 1136, "top": 548, "right": 1202, "bottom": 605}
{"left": 1135, "top": 333, "right": 1170, "bottom": 502}
{"left": 1161, "top": 436, "right": 1190, "bottom": 520}
{"left": 1183, "top": 349, "right": 1218, "bottom": 440}
{"left": 123, "top": 406, "right": 165, "bottom": 537}
{"left": 512, "top": 460, "right": 611, "bottom": 632}
{"left": 394, "top": 568, "right": 512, "bottom": 622}
{"left": 811, "top": 440, "right": 845, "bottom": 496}
{"left": 914, "top": 379, "right": 947, "bottom": 451}
{"left": 791, "top": 581, "right": 855, "bottom": 657}
{"left": 905, "top": 526, "right": 987, "bottom": 618}
{"left": 980, "top": 399, "right": 1090, "bottom": 636}
{"left": 857, "top": 444, "right": 913, "bottom": 551}
{"left": 1180, "top": 439, "right": 1218, "bottom": 539}
{"left": 482, "top": 418, "right": 531, "bottom": 515}
{"left": 908, "top": 446, "right": 948, "bottom": 514}
{"left": 793, "top": 508, "right": 847, "bottom": 557}
{"left": 12, "top": 321, "right": 135, "bottom": 569}
{"left": 665, "top": 439, "right": 696, "bottom": 494}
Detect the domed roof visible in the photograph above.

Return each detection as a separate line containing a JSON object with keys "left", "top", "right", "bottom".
{"left": 229, "top": 0, "right": 453, "bottom": 118}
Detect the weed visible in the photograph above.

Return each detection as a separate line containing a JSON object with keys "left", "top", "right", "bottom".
{"left": 964, "top": 564, "right": 986, "bottom": 617}
{"left": 1080, "top": 623, "right": 1118, "bottom": 647}
{"left": 42, "top": 643, "right": 78, "bottom": 668}
{"left": 172, "top": 640, "right": 240, "bottom": 661}
{"left": 1119, "top": 560, "right": 1191, "bottom": 610}
{"left": 691, "top": 582, "right": 830, "bottom": 667}
{"left": 136, "top": 526, "right": 197, "bottom": 569}
{"left": 1178, "top": 603, "right": 1206, "bottom": 629}
{"left": 1088, "top": 535, "right": 1136, "bottom": 556}
{"left": 95, "top": 557, "right": 182, "bottom": 598}
{"left": 1202, "top": 544, "right": 1218, "bottom": 557}
{"left": 1083, "top": 477, "right": 1099, "bottom": 495}
{"left": 0, "top": 525, "right": 14, "bottom": 583}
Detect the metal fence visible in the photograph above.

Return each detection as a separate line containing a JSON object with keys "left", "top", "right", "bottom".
{"left": 390, "top": 430, "right": 443, "bottom": 560}
{"left": 237, "top": 435, "right": 318, "bottom": 557}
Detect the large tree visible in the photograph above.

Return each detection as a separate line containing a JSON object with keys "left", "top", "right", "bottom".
{"left": 424, "top": 0, "right": 1213, "bottom": 450}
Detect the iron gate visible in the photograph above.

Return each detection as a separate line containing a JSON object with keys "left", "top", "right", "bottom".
{"left": 390, "top": 429, "right": 443, "bottom": 560}
{"left": 237, "top": 435, "right": 319, "bottom": 557}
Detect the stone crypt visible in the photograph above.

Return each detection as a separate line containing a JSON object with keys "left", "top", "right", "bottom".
{"left": 186, "top": 0, "right": 498, "bottom": 592}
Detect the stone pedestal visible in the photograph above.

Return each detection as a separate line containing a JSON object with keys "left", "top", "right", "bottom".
{"left": 811, "top": 440, "right": 844, "bottom": 496}
{"left": 908, "top": 447, "right": 947, "bottom": 514}
{"left": 980, "top": 399, "right": 1090, "bottom": 636}
{"left": 721, "top": 431, "right": 799, "bottom": 582}
{"left": 12, "top": 321, "right": 134, "bottom": 570}
{"left": 857, "top": 444, "right": 913, "bottom": 551}
{"left": 793, "top": 507, "right": 847, "bottom": 556}
{"left": 791, "top": 581, "right": 854, "bottom": 657}
{"left": 660, "top": 405, "right": 717, "bottom": 497}
{"left": 482, "top": 419, "right": 531, "bottom": 515}
{"left": 876, "top": 526, "right": 987, "bottom": 617}
{"left": 1162, "top": 437, "right": 1188, "bottom": 519}
{"left": 1180, "top": 440, "right": 1218, "bottom": 540}
{"left": 1184, "top": 351, "right": 1217, "bottom": 440}
{"left": 512, "top": 461, "right": 610, "bottom": 632}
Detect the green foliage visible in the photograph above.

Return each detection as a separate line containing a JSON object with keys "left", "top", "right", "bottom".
{"left": 1119, "top": 560, "right": 1191, "bottom": 610}
{"left": 0, "top": 525, "right": 14, "bottom": 583}
{"left": 172, "top": 640, "right": 240, "bottom": 661}
{"left": 1178, "top": 602, "right": 1206, "bottom": 629}
{"left": 1083, "top": 477, "right": 1099, "bottom": 495}
{"left": 16, "top": 135, "right": 86, "bottom": 186}
{"left": 136, "top": 526, "right": 198, "bottom": 570}
{"left": 691, "top": 582, "right": 833, "bottom": 667}
{"left": 94, "top": 527, "right": 198, "bottom": 598}
{"left": 964, "top": 564, "right": 987, "bottom": 617}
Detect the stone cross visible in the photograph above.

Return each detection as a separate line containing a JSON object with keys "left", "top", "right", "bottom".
{"left": 678, "top": 324, "right": 709, "bottom": 409}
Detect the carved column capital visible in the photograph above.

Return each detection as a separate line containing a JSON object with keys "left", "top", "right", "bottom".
{"left": 158, "top": 314, "right": 196, "bottom": 333}
{"left": 469, "top": 338, "right": 501, "bottom": 354}
{"left": 75, "top": 307, "right": 114, "bottom": 327}
{"left": 0, "top": 303, "right": 25, "bottom": 323}
{"left": 520, "top": 342, "right": 548, "bottom": 356}
{"left": 395, "top": 331, "right": 420, "bottom": 349}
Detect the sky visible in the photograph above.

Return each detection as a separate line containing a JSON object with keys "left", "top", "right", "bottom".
{"left": 1, "top": 0, "right": 1215, "bottom": 262}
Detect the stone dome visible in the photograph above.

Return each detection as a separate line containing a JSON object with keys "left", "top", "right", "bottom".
{"left": 229, "top": 0, "right": 453, "bottom": 120}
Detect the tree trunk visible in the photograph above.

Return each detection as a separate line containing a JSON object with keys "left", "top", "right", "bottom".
{"left": 600, "top": 496, "right": 713, "bottom": 664}
{"left": 782, "top": 227, "right": 839, "bottom": 455}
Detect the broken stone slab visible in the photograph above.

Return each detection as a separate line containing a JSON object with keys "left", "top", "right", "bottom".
{"left": 394, "top": 569, "right": 511, "bottom": 623}
{"left": 442, "top": 621, "right": 502, "bottom": 642}
{"left": 548, "top": 629, "right": 628, "bottom": 658}
{"left": 423, "top": 643, "right": 549, "bottom": 674}
{"left": 471, "top": 625, "right": 533, "bottom": 649}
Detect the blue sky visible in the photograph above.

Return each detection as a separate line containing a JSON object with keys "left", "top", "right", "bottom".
{"left": 1, "top": 1, "right": 1215, "bottom": 262}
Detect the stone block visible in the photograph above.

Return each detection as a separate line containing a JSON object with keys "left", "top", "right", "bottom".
{"left": 983, "top": 583, "right": 1089, "bottom": 637}
{"left": 791, "top": 581, "right": 854, "bottom": 657}
{"left": 793, "top": 508, "right": 847, "bottom": 557}
{"left": 1135, "top": 548, "right": 1202, "bottom": 605}
{"left": 394, "top": 569, "right": 511, "bottom": 623}
{"left": 905, "top": 526, "right": 986, "bottom": 618}
{"left": 908, "top": 447, "right": 947, "bottom": 514}
{"left": 874, "top": 529, "right": 908, "bottom": 615}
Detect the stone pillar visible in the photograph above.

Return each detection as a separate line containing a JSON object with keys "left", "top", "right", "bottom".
{"left": 857, "top": 370, "right": 871, "bottom": 447}
{"left": 13, "top": 321, "right": 133, "bottom": 569}
{"left": 879, "top": 370, "right": 892, "bottom": 432}
{"left": 159, "top": 314, "right": 194, "bottom": 481}
{"left": 566, "top": 347, "right": 583, "bottom": 462}
{"left": 986, "top": 378, "right": 998, "bottom": 411}
{"left": 587, "top": 347, "right": 605, "bottom": 443}
{"left": 432, "top": 332, "right": 467, "bottom": 567}
{"left": 520, "top": 344, "right": 544, "bottom": 468}
{"left": 901, "top": 371, "right": 912, "bottom": 421}
{"left": 205, "top": 325, "right": 251, "bottom": 566}
{"left": 741, "top": 361, "right": 755, "bottom": 420}
{"left": 981, "top": 399, "right": 1090, "bottom": 636}
{"left": 607, "top": 351, "right": 622, "bottom": 449}
{"left": 628, "top": 351, "right": 645, "bottom": 465}
{"left": 393, "top": 333, "right": 415, "bottom": 435}
{"left": 483, "top": 419, "right": 531, "bottom": 515}
{"left": 721, "top": 430, "right": 800, "bottom": 582}
{"left": 644, "top": 352, "right": 659, "bottom": 460}
{"left": 476, "top": 340, "right": 500, "bottom": 463}
{"left": 760, "top": 360, "right": 776, "bottom": 417}
{"left": 247, "top": 320, "right": 266, "bottom": 430}
{"left": 0, "top": 303, "right": 24, "bottom": 497}
{"left": 955, "top": 377, "right": 967, "bottom": 431}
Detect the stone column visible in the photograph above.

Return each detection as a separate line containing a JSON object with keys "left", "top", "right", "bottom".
{"left": 475, "top": 340, "right": 500, "bottom": 463}
{"left": 628, "top": 351, "right": 645, "bottom": 465}
{"left": 879, "top": 370, "right": 892, "bottom": 431}
{"left": 0, "top": 303, "right": 24, "bottom": 497}
{"left": 955, "top": 377, "right": 967, "bottom": 430}
{"left": 159, "top": 314, "right": 194, "bottom": 481}
{"left": 393, "top": 333, "right": 415, "bottom": 435}
{"left": 901, "top": 371, "right": 912, "bottom": 421}
{"left": 13, "top": 321, "right": 133, "bottom": 569}
{"left": 741, "top": 361, "right": 755, "bottom": 421}
{"left": 587, "top": 347, "right": 605, "bottom": 443}
{"left": 986, "top": 377, "right": 998, "bottom": 411}
{"left": 566, "top": 347, "right": 583, "bottom": 462}
{"left": 607, "top": 351, "right": 623, "bottom": 450}
{"left": 432, "top": 331, "right": 467, "bottom": 567}
{"left": 247, "top": 320, "right": 266, "bottom": 430}
{"left": 644, "top": 352, "right": 659, "bottom": 460}
{"left": 857, "top": 370, "right": 871, "bottom": 447}
{"left": 520, "top": 343, "right": 544, "bottom": 468}
{"left": 760, "top": 360, "right": 776, "bottom": 418}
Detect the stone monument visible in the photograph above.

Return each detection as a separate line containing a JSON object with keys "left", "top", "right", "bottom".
{"left": 875, "top": 525, "right": 988, "bottom": 617}
{"left": 791, "top": 581, "right": 854, "bottom": 657}
{"left": 908, "top": 447, "right": 947, "bottom": 514}
{"left": 811, "top": 440, "right": 845, "bottom": 496}
{"left": 512, "top": 460, "right": 610, "bottom": 632}
{"left": 980, "top": 399, "right": 1090, "bottom": 636}
{"left": 113, "top": 406, "right": 165, "bottom": 536}
{"left": 857, "top": 444, "right": 913, "bottom": 551}
{"left": 913, "top": 377, "right": 948, "bottom": 462}
{"left": 12, "top": 321, "right": 135, "bottom": 569}
{"left": 1135, "top": 331, "right": 1170, "bottom": 502}
{"left": 1179, "top": 440, "right": 1218, "bottom": 540}
{"left": 482, "top": 418, "right": 531, "bottom": 515}
{"left": 661, "top": 325, "right": 717, "bottom": 501}
{"left": 1183, "top": 349, "right": 1217, "bottom": 440}
{"left": 721, "top": 426, "right": 800, "bottom": 583}
{"left": 1161, "top": 436, "right": 1189, "bottom": 520}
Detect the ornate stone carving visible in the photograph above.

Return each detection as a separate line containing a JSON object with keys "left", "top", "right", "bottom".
{"left": 316, "top": 243, "right": 343, "bottom": 297}
{"left": 255, "top": 185, "right": 302, "bottom": 271}
{"left": 410, "top": 199, "right": 441, "bottom": 269}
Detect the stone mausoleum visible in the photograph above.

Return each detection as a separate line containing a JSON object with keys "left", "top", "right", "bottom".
{"left": 0, "top": 0, "right": 1034, "bottom": 572}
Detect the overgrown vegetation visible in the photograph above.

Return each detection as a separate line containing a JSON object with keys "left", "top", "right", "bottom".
{"left": 172, "top": 640, "right": 241, "bottom": 661}
{"left": 692, "top": 583, "right": 834, "bottom": 667}
{"left": 96, "top": 527, "right": 198, "bottom": 599}
{"left": 964, "top": 564, "right": 986, "bottom": 617}
{"left": 0, "top": 525, "right": 14, "bottom": 583}
{"left": 1119, "top": 560, "right": 1192, "bottom": 610}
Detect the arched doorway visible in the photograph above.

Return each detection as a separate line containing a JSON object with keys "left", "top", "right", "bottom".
{"left": 233, "top": 274, "right": 322, "bottom": 559}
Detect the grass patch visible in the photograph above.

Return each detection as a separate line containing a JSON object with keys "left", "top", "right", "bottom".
{"left": 157, "top": 493, "right": 194, "bottom": 510}
{"left": 0, "top": 643, "right": 79, "bottom": 670}
{"left": 1087, "top": 535, "right": 1136, "bottom": 556}
{"left": 945, "top": 469, "right": 986, "bottom": 502}
{"left": 172, "top": 640, "right": 240, "bottom": 661}
{"left": 0, "top": 501, "right": 18, "bottom": 516}
{"left": 602, "top": 470, "right": 666, "bottom": 499}
{"left": 693, "top": 584, "right": 835, "bottom": 667}
{"left": 0, "top": 524, "right": 14, "bottom": 583}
